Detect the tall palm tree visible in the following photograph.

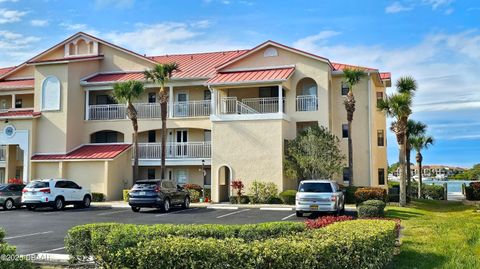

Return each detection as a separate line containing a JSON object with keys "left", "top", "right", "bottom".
{"left": 377, "top": 76, "right": 417, "bottom": 206}
{"left": 144, "top": 63, "right": 179, "bottom": 180}
{"left": 342, "top": 68, "right": 366, "bottom": 186}
{"left": 410, "top": 134, "right": 434, "bottom": 198}
{"left": 405, "top": 120, "right": 427, "bottom": 198}
{"left": 111, "top": 80, "right": 145, "bottom": 181}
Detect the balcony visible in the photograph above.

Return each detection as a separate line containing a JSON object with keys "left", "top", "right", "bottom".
{"left": 87, "top": 101, "right": 210, "bottom": 120}
{"left": 220, "top": 97, "right": 284, "bottom": 114}
{"left": 137, "top": 142, "right": 211, "bottom": 160}
{"left": 296, "top": 95, "right": 318, "bottom": 112}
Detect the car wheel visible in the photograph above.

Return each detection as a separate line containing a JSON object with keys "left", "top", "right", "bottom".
{"left": 27, "top": 205, "right": 35, "bottom": 211}
{"left": 296, "top": 211, "right": 303, "bottom": 217}
{"left": 4, "top": 199, "right": 14, "bottom": 210}
{"left": 182, "top": 196, "right": 190, "bottom": 209}
{"left": 161, "top": 198, "right": 170, "bottom": 213}
{"left": 54, "top": 197, "right": 64, "bottom": 211}
{"left": 83, "top": 195, "right": 91, "bottom": 208}
{"left": 131, "top": 206, "right": 140, "bottom": 212}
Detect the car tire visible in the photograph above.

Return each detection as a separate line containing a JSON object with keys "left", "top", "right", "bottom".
{"left": 182, "top": 196, "right": 190, "bottom": 209}
{"left": 83, "top": 195, "right": 91, "bottom": 208}
{"left": 4, "top": 199, "right": 14, "bottom": 210}
{"left": 160, "top": 198, "right": 170, "bottom": 213}
{"left": 131, "top": 206, "right": 140, "bottom": 212}
{"left": 27, "top": 205, "right": 35, "bottom": 211}
{"left": 339, "top": 203, "right": 345, "bottom": 215}
{"left": 54, "top": 197, "right": 64, "bottom": 211}
{"left": 296, "top": 211, "right": 303, "bottom": 217}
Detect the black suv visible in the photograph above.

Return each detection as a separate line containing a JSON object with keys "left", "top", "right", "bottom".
{"left": 128, "top": 180, "right": 190, "bottom": 212}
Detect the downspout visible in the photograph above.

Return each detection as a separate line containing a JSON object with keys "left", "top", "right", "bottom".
{"left": 367, "top": 73, "right": 372, "bottom": 186}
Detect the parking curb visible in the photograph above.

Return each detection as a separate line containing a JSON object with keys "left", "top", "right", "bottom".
{"left": 91, "top": 202, "right": 297, "bottom": 210}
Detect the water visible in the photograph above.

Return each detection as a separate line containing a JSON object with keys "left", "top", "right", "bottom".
{"left": 423, "top": 179, "right": 477, "bottom": 193}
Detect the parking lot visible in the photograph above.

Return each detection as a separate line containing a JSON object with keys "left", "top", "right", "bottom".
{"left": 0, "top": 205, "right": 334, "bottom": 255}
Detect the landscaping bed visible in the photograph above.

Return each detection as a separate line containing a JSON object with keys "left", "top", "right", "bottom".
{"left": 66, "top": 219, "right": 398, "bottom": 269}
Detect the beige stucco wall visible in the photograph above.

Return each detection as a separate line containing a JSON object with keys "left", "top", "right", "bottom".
{"left": 211, "top": 119, "right": 285, "bottom": 202}
{"left": 106, "top": 149, "right": 133, "bottom": 200}
{"left": 99, "top": 44, "right": 154, "bottom": 72}
{"left": 4, "top": 65, "right": 34, "bottom": 80}
{"left": 138, "top": 166, "right": 206, "bottom": 186}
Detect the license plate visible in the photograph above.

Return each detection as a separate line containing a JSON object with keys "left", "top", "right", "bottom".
{"left": 139, "top": 191, "right": 146, "bottom": 196}
{"left": 310, "top": 204, "right": 318, "bottom": 210}
{"left": 30, "top": 191, "right": 36, "bottom": 195}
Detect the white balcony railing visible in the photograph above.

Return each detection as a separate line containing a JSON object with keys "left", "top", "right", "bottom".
{"left": 137, "top": 142, "right": 211, "bottom": 159}
{"left": 242, "top": 97, "right": 285, "bottom": 113}
{"left": 89, "top": 104, "right": 127, "bottom": 120}
{"left": 296, "top": 95, "right": 318, "bottom": 112}
{"left": 172, "top": 100, "right": 210, "bottom": 117}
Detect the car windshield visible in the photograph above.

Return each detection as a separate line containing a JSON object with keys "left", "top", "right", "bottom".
{"left": 298, "top": 182, "right": 333, "bottom": 193}
{"left": 26, "top": 181, "right": 49, "bottom": 189}
{"left": 133, "top": 182, "right": 157, "bottom": 190}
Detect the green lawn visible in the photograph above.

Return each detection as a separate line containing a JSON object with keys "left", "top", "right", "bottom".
{"left": 386, "top": 199, "right": 480, "bottom": 269}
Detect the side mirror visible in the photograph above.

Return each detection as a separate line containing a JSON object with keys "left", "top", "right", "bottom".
{"left": 78, "top": 186, "right": 83, "bottom": 190}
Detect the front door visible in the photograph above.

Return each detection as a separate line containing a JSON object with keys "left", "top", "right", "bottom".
{"left": 175, "top": 92, "right": 188, "bottom": 117}
{"left": 176, "top": 130, "right": 188, "bottom": 157}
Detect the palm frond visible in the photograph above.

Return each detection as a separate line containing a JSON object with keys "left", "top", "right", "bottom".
{"left": 396, "top": 76, "right": 417, "bottom": 95}
{"left": 343, "top": 68, "right": 366, "bottom": 90}
{"left": 407, "top": 119, "right": 427, "bottom": 137}
{"left": 111, "top": 80, "right": 145, "bottom": 103}
{"left": 144, "top": 63, "right": 179, "bottom": 86}
{"left": 377, "top": 92, "right": 412, "bottom": 119}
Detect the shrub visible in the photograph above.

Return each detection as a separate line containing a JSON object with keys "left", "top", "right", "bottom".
{"left": 357, "top": 200, "right": 386, "bottom": 218}
{"left": 249, "top": 181, "right": 278, "bottom": 204}
{"left": 305, "top": 215, "right": 353, "bottom": 229}
{"left": 229, "top": 195, "right": 250, "bottom": 204}
{"left": 0, "top": 228, "right": 34, "bottom": 269}
{"left": 188, "top": 189, "right": 201, "bottom": 202}
{"left": 342, "top": 185, "right": 359, "bottom": 204}
{"left": 410, "top": 184, "right": 446, "bottom": 200}
{"left": 80, "top": 220, "right": 397, "bottom": 269}
{"left": 183, "top": 183, "right": 202, "bottom": 191}
{"left": 354, "top": 187, "right": 388, "bottom": 204}
{"left": 466, "top": 182, "right": 480, "bottom": 200}
{"left": 231, "top": 180, "right": 245, "bottom": 203}
{"left": 279, "top": 190, "right": 297, "bottom": 205}
{"left": 91, "top": 192, "right": 105, "bottom": 202}
{"left": 204, "top": 188, "right": 211, "bottom": 201}
{"left": 122, "top": 189, "right": 129, "bottom": 202}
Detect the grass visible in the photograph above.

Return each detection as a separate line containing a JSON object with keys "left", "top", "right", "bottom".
{"left": 386, "top": 199, "right": 480, "bottom": 269}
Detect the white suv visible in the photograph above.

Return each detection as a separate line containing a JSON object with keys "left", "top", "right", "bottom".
{"left": 22, "top": 179, "right": 92, "bottom": 211}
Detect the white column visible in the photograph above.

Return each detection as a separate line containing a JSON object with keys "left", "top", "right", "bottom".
{"left": 278, "top": 85, "right": 283, "bottom": 114}
{"left": 168, "top": 85, "right": 174, "bottom": 118}
{"left": 11, "top": 94, "right": 15, "bottom": 109}
{"left": 85, "top": 89, "right": 90, "bottom": 120}
{"left": 210, "top": 88, "right": 216, "bottom": 116}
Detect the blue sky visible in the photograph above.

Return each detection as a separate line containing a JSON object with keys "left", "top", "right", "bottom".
{"left": 0, "top": 0, "right": 479, "bottom": 167}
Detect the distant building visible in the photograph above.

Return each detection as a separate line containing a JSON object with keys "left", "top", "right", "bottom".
{"left": 392, "top": 165, "right": 466, "bottom": 179}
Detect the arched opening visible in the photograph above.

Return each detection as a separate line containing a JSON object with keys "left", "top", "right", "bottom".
{"left": 42, "top": 76, "right": 61, "bottom": 111}
{"left": 296, "top": 77, "right": 318, "bottom": 111}
{"left": 76, "top": 39, "right": 89, "bottom": 55}
{"left": 90, "top": 130, "right": 124, "bottom": 143}
{"left": 68, "top": 43, "right": 76, "bottom": 56}
{"left": 218, "top": 165, "right": 232, "bottom": 202}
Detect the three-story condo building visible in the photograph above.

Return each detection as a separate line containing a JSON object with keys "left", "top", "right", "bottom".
{"left": 0, "top": 32, "right": 390, "bottom": 201}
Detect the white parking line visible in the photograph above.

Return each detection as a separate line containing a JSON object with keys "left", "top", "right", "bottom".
{"left": 4, "top": 231, "right": 54, "bottom": 240}
{"left": 30, "top": 247, "right": 66, "bottom": 255}
{"left": 207, "top": 206, "right": 238, "bottom": 210}
{"left": 155, "top": 208, "right": 199, "bottom": 217}
{"left": 259, "top": 207, "right": 292, "bottom": 211}
{"left": 281, "top": 213, "right": 296, "bottom": 220}
{"left": 96, "top": 209, "right": 130, "bottom": 216}
{"left": 216, "top": 209, "right": 250, "bottom": 219}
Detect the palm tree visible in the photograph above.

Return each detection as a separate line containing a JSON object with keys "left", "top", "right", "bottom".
{"left": 377, "top": 76, "right": 417, "bottom": 206}
{"left": 111, "top": 80, "right": 145, "bottom": 181}
{"left": 405, "top": 120, "right": 427, "bottom": 198}
{"left": 410, "top": 134, "right": 434, "bottom": 198}
{"left": 144, "top": 63, "right": 179, "bottom": 180}
{"left": 342, "top": 68, "right": 366, "bottom": 186}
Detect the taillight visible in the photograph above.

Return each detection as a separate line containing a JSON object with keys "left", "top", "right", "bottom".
{"left": 39, "top": 188, "right": 51, "bottom": 194}
{"left": 22, "top": 189, "right": 28, "bottom": 193}
{"left": 154, "top": 186, "right": 161, "bottom": 193}
{"left": 330, "top": 196, "right": 337, "bottom": 202}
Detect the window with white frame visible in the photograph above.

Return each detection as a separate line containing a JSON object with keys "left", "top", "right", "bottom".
{"left": 42, "top": 76, "right": 61, "bottom": 111}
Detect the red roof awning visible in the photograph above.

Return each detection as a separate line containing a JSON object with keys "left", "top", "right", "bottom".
{"left": 0, "top": 79, "right": 34, "bottom": 89}
{"left": 31, "top": 144, "right": 131, "bottom": 161}
{"left": 206, "top": 67, "right": 295, "bottom": 85}
{"left": 0, "top": 109, "right": 40, "bottom": 118}
{"left": 85, "top": 72, "right": 145, "bottom": 83}
{"left": 380, "top": 72, "right": 391, "bottom": 80}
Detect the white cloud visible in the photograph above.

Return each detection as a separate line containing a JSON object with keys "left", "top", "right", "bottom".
{"left": 422, "top": 0, "right": 453, "bottom": 10}
{"left": 0, "top": 0, "right": 19, "bottom": 2}
{"left": 385, "top": 2, "right": 413, "bottom": 13}
{"left": 0, "top": 9, "right": 26, "bottom": 24}
{"left": 103, "top": 21, "right": 248, "bottom": 55}
{"left": 60, "top": 23, "right": 87, "bottom": 31}
{"left": 293, "top": 31, "right": 340, "bottom": 51}
{"left": 30, "top": 19, "right": 49, "bottom": 27}
{"left": 94, "top": 0, "right": 133, "bottom": 9}
{"left": 0, "top": 30, "right": 41, "bottom": 66}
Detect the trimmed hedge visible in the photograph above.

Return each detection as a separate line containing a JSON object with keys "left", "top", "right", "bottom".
{"left": 355, "top": 187, "right": 388, "bottom": 204}
{"left": 69, "top": 220, "right": 397, "bottom": 269}
{"left": 343, "top": 185, "right": 359, "bottom": 204}
{"left": 279, "top": 190, "right": 297, "bottom": 205}
{"left": 358, "top": 200, "right": 386, "bottom": 218}
{"left": 91, "top": 192, "right": 105, "bottom": 202}
{"left": 0, "top": 228, "right": 34, "bottom": 269}
{"left": 410, "top": 184, "right": 446, "bottom": 200}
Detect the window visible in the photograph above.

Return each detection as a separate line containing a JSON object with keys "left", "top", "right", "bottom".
{"left": 342, "top": 124, "right": 349, "bottom": 138}
{"left": 15, "top": 99, "right": 22, "bottom": 108}
{"left": 55, "top": 181, "right": 67, "bottom": 188}
{"left": 147, "top": 168, "right": 156, "bottom": 179}
{"left": 91, "top": 131, "right": 119, "bottom": 143}
{"left": 376, "top": 92, "right": 384, "bottom": 105}
{"left": 65, "top": 181, "right": 81, "bottom": 189}
{"left": 96, "top": 95, "right": 116, "bottom": 105}
{"left": 298, "top": 182, "right": 333, "bottom": 193}
{"left": 377, "top": 130, "right": 385, "bottom": 146}
{"left": 341, "top": 82, "right": 349, "bottom": 96}
{"left": 378, "top": 168, "right": 385, "bottom": 185}
{"left": 343, "top": 167, "right": 350, "bottom": 182}
{"left": 42, "top": 76, "right": 61, "bottom": 111}
{"left": 263, "top": 47, "right": 278, "bottom": 57}
{"left": 204, "top": 130, "right": 211, "bottom": 141}
{"left": 204, "top": 90, "right": 211, "bottom": 100}
{"left": 148, "top": 93, "right": 156, "bottom": 103}
{"left": 148, "top": 130, "right": 156, "bottom": 143}
{"left": 259, "top": 86, "right": 277, "bottom": 98}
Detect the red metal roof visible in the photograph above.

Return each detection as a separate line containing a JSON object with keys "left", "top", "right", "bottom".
{"left": 0, "top": 109, "right": 41, "bottom": 118}
{"left": 331, "top": 62, "right": 377, "bottom": 71}
{"left": 0, "top": 67, "right": 15, "bottom": 76}
{"left": 31, "top": 144, "right": 131, "bottom": 161}
{"left": 150, "top": 50, "right": 248, "bottom": 79}
{"left": 0, "top": 79, "right": 34, "bottom": 89}
{"left": 380, "top": 72, "right": 391, "bottom": 80}
{"left": 206, "top": 67, "right": 295, "bottom": 85}
{"left": 86, "top": 72, "right": 144, "bottom": 83}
